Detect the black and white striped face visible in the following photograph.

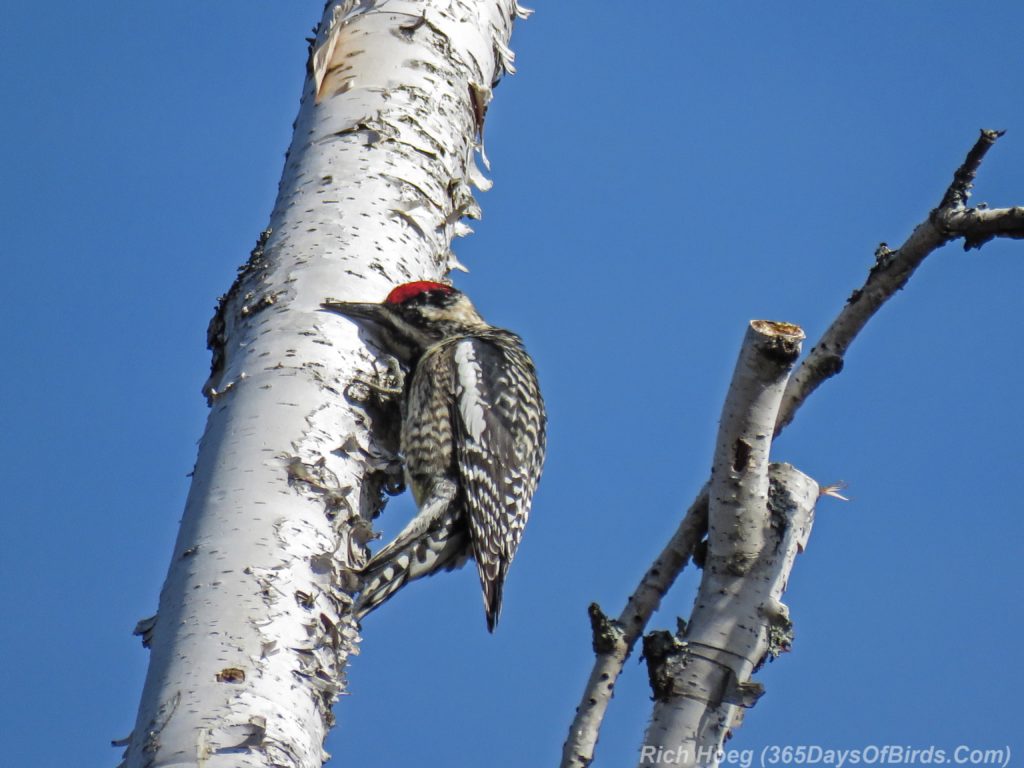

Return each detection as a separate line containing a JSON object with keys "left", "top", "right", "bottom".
{"left": 322, "top": 281, "right": 488, "bottom": 363}
{"left": 372, "top": 281, "right": 485, "bottom": 349}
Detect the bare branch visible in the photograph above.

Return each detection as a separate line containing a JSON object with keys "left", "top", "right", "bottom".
{"left": 938, "top": 128, "right": 1004, "bottom": 210}
{"left": 560, "top": 129, "right": 1024, "bottom": 767}
{"left": 561, "top": 498, "right": 707, "bottom": 768}
{"left": 775, "top": 128, "right": 1011, "bottom": 434}
{"left": 942, "top": 206, "right": 1024, "bottom": 250}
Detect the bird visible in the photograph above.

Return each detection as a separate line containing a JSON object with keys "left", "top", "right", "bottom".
{"left": 322, "top": 281, "right": 546, "bottom": 631}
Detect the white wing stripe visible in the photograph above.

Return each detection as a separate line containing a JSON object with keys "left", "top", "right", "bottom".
{"left": 454, "top": 340, "right": 489, "bottom": 442}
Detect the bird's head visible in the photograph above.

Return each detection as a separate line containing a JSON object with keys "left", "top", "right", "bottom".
{"left": 322, "top": 281, "right": 486, "bottom": 362}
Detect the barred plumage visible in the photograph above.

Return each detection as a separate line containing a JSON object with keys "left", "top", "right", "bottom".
{"left": 322, "top": 282, "right": 546, "bottom": 631}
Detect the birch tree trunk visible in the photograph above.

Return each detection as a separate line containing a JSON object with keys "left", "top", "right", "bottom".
{"left": 119, "top": 2, "right": 520, "bottom": 766}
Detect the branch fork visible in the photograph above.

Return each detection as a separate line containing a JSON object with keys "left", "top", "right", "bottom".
{"left": 561, "top": 129, "right": 1024, "bottom": 768}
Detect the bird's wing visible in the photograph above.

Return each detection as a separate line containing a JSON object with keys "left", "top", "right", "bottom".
{"left": 450, "top": 334, "right": 546, "bottom": 629}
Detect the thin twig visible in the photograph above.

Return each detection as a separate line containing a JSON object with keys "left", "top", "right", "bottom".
{"left": 938, "top": 128, "right": 1004, "bottom": 210}
{"left": 560, "top": 129, "right": 1022, "bottom": 768}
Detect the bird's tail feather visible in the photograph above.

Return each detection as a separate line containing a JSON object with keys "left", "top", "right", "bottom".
{"left": 478, "top": 561, "right": 508, "bottom": 633}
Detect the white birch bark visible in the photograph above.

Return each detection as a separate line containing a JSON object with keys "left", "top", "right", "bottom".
{"left": 639, "top": 321, "right": 814, "bottom": 768}
{"left": 119, "top": 2, "right": 520, "bottom": 766}
{"left": 639, "top": 465, "right": 817, "bottom": 768}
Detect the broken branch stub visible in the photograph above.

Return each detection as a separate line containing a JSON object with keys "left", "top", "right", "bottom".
{"left": 639, "top": 321, "right": 812, "bottom": 768}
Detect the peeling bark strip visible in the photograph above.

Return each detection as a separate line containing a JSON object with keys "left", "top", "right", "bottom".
{"left": 561, "top": 131, "right": 1024, "bottom": 768}
{"left": 120, "top": 3, "right": 521, "bottom": 767}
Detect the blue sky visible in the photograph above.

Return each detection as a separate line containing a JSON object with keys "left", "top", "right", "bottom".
{"left": 2, "top": 3, "right": 1022, "bottom": 767}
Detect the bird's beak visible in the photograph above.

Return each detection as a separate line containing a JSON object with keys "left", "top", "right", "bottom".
{"left": 321, "top": 298, "right": 414, "bottom": 365}
{"left": 320, "top": 300, "right": 387, "bottom": 324}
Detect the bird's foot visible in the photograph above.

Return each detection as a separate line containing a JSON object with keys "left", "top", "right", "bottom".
{"left": 346, "top": 355, "right": 405, "bottom": 404}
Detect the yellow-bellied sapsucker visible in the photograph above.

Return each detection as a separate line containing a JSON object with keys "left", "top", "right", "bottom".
{"left": 322, "top": 281, "right": 546, "bottom": 631}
